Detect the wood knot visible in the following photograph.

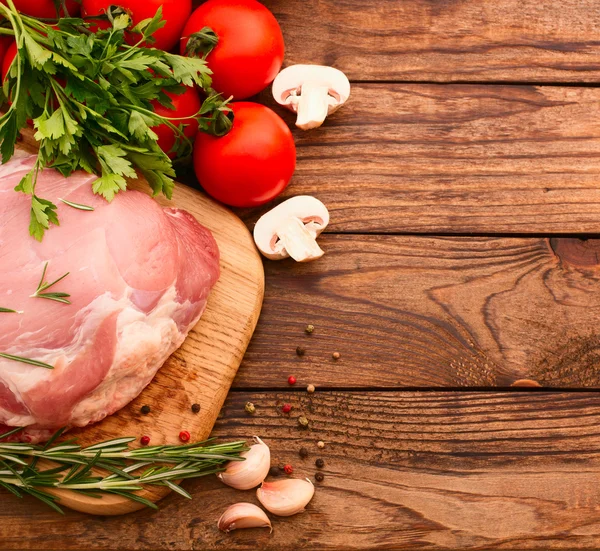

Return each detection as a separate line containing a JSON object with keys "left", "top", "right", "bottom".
{"left": 549, "top": 238, "right": 600, "bottom": 268}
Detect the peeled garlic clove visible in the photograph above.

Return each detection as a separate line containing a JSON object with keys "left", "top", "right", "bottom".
{"left": 256, "top": 478, "right": 315, "bottom": 517}
{"left": 217, "top": 436, "right": 270, "bottom": 490}
{"left": 218, "top": 503, "right": 272, "bottom": 533}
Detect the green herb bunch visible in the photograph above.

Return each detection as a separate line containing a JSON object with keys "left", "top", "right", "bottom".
{"left": 0, "top": 426, "right": 247, "bottom": 513}
{"left": 0, "top": 0, "right": 232, "bottom": 240}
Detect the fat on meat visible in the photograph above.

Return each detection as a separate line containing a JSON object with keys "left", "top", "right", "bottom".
{"left": 0, "top": 152, "right": 220, "bottom": 442}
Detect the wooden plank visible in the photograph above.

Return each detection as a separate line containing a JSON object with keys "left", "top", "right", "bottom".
{"left": 5, "top": 390, "right": 600, "bottom": 550}
{"left": 265, "top": 0, "right": 600, "bottom": 83}
{"left": 235, "top": 84, "right": 600, "bottom": 234}
{"left": 233, "top": 234, "right": 600, "bottom": 389}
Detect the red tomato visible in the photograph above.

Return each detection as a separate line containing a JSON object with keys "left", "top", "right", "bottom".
{"left": 193, "top": 102, "right": 295, "bottom": 207}
{"left": 150, "top": 86, "right": 202, "bottom": 157}
{"left": 180, "top": 0, "right": 284, "bottom": 100}
{"left": 81, "top": 0, "right": 191, "bottom": 52}
{"left": 2, "top": 0, "right": 80, "bottom": 18}
{"left": 2, "top": 41, "right": 15, "bottom": 82}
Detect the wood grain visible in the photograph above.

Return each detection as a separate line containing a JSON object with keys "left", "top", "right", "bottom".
{"left": 233, "top": 234, "right": 600, "bottom": 389}
{"left": 260, "top": 0, "right": 600, "bottom": 83}
{"left": 5, "top": 390, "right": 600, "bottom": 550}
{"left": 233, "top": 84, "right": 600, "bottom": 234}
{"left": 10, "top": 134, "right": 265, "bottom": 514}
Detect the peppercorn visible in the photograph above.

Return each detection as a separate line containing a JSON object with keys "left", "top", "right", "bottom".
{"left": 307, "top": 384, "right": 315, "bottom": 393}
{"left": 191, "top": 403, "right": 201, "bottom": 414}
{"left": 140, "top": 435, "right": 150, "bottom": 446}
{"left": 282, "top": 403, "right": 292, "bottom": 413}
{"left": 245, "top": 402, "right": 256, "bottom": 414}
{"left": 298, "top": 415, "right": 309, "bottom": 428}
{"left": 179, "top": 430, "right": 191, "bottom": 442}
{"left": 296, "top": 346, "right": 305, "bottom": 357}
{"left": 269, "top": 466, "right": 281, "bottom": 477}
{"left": 317, "top": 441, "right": 325, "bottom": 449}
{"left": 140, "top": 405, "right": 151, "bottom": 415}
{"left": 299, "top": 447, "right": 309, "bottom": 458}
{"left": 315, "top": 472, "right": 324, "bottom": 482}
{"left": 288, "top": 375, "right": 297, "bottom": 385}
{"left": 284, "top": 464, "right": 293, "bottom": 475}
{"left": 315, "top": 458, "right": 325, "bottom": 469}
{"left": 332, "top": 352, "right": 340, "bottom": 360}
{"left": 305, "top": 324, "right": 315, "bottom": 334}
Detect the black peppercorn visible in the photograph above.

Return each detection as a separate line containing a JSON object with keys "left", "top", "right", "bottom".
{"left": 140, "top": 405, "right": 151, "bottom": 415}
{"left": 315, "top": 472, "right": 324, "bottom": 482}
{"left": 191, "top": 403, "right": 201, "bottom": 414}
{"left": 299, "top": 447, "right": 309, "bottom": 458}
{"left": 269, "top": 466, "right": 281, "bottom": 477}
{"left": 315, "top": 458, "right": 325, "bottom": 469}
{"left": 296, "top": 346, "right": 306, "bottom": 357}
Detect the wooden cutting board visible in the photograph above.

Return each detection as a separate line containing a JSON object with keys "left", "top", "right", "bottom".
{"left": 15, "top": 132, "right": 265, "bottom": 515}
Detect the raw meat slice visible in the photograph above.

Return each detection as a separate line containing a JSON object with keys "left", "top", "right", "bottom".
{"left": 0, "top": 152, "right": 220, "bottom": 442}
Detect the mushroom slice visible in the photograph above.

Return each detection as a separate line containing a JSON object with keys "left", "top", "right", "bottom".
{"left": 253, "top": 196, "right": 329, "bottom": 262}
{"left": 272, "top": 65, "right": 350, "bottom": 130}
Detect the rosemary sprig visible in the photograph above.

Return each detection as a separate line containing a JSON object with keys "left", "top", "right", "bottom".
{"left": 0, "top": 427, "right": 247, "bottom": 513}
{"left": 59, "top": 198, "right": 95, "bottom": 212}
{"left": 30, "top": 262, "right": 71, "bottom": 304}
{"left": 0, "top": 352, "right": 54, "bottom": 369}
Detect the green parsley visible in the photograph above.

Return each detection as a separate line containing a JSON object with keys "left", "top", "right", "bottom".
{"left": 0, "top": 1, "right": 232, "bottom": 241}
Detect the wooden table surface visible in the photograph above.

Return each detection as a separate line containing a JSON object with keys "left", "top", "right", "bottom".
{"left": 4, "top": 0, "right": 600, "bottom": 549}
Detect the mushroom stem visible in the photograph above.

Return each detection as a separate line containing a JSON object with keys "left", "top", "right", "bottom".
{"left": 272, "top": 65, "right": 350, "bottom": 131}
{"left": 293, "top": 84, "right": 332, "bottom": 130}
{"left": 277, "top": 217, "right": 324, "bottom": 262}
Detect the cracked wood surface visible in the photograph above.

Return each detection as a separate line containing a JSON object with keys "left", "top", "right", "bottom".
{"left": 3, "top": 0, "right": 600, "bottom": 549}
{"left": 234, "top": 235, "right": 600, "bottom": 389}
{"left": 4, "top": 391, "right": 600, "bottom": 550}
{"left": 265, "top": 0, "right": 600, "bottom": 83}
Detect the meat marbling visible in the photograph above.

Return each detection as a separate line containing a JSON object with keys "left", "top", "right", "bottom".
{"left": 0, "top": 152, "right": 220, "bottom": 442}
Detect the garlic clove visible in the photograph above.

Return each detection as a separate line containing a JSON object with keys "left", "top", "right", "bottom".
{"left": 217, "top": 436, "right": 270, "bottom": 490}
{"left": 218, "top": 503, "right": 273, "bottom": 533}
{"left": 256, "top": 478, "right": 315, "bottom": 517}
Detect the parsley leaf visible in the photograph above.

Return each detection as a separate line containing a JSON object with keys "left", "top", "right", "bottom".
{"left": 0, "top": 3, "right": 232, "bottom": 240}
{"left": 30, "top": 195, "right": 59, "bottom": 241}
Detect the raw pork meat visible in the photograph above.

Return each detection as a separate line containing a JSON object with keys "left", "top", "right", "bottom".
{"left": 0, "top": 152, "right": 220, "bottom": 442}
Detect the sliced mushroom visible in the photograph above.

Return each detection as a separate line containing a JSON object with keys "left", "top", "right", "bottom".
{"left": 272, "top": 65, "right": 350, "bottom": 130}
{"left": 253, "top": 196, "right": 329, "bottom": 262}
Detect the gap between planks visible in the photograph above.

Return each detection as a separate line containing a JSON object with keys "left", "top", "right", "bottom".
{"left": 323, "top": 231, "right": 600, "bottom": 237}
{"left": 229, "top": 386, "right": 600, "bottom": 393}
{"left": 347, "top": 80, "right": 600, "bottom": 87}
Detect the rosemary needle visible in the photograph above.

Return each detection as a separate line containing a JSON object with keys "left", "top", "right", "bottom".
{"left": 59, "top": 198, "right": 95, "bottom": 212}
{"left": 0, "top": 352, "right": 54, "bottom": 369}
{"left": 0, "top": 307, "right": 21, "bottom": 313}
{"left": 0, "top": 428, "right": 247, "bottom": 513}
{"left": 30, "top": 262, "right": 71, "bottom": 305}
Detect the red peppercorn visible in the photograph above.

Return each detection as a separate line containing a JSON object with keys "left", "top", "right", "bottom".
{"left": 282, "top": 403, "right": 292, "bottom": 413}
{"left": 284, "top": 464, "right": 293, "bottom": 475}
{"left": 140, "top": 435, "right": 150, "bottom": 446}
{"left": 179, "top": 430, "right": 191, "bottom": 442}
{"left": 288, "top": 375, "right": 297, "bottom": 385}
